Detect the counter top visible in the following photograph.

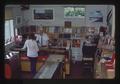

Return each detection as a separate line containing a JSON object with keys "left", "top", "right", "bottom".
{"left": 47, "top": 54, "right": 64, "bottom": 62}
{"left": 34, "top": 62, "right": 59, "bottom": 79}
{"left": 34, "top": 54, "right": 64, "bottom": 79}
{"left": 10, "top": 46, "right": 66, "bottom": 53}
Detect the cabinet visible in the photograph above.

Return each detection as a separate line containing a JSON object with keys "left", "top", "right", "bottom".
{"left": 5, "top": 52, "right": 21, "bottom": 79}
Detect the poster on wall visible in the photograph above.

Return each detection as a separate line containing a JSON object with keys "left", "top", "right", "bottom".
{"left": 33, "top": 9, "right": 53, "bottom": 20}
{"left": 89, "top": 11, "right": 103, "bottom": 22}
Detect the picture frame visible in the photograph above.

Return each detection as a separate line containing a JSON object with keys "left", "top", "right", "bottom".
{"left": 89, "top": 11, "right": 103, "bottom": 22}
{"left": 33, "top": 8, "right": 54, "bottom": 20}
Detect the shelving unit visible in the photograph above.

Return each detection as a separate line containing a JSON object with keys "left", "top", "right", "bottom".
{"left": 18, "top": 25, "right": 88, "bottom": 42}
{"left": 17, "top": 25, "right": 89, "bottom": 62}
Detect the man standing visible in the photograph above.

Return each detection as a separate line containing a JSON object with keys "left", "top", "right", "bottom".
{"left": 35, "top": 28, "right": 49, "bottom": 56}
{"left": 35, "top": 28, "right": 49, "bottom": 47}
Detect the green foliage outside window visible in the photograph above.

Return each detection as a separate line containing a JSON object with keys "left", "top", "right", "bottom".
{"left": 64, "top": 7, "right": 85, "bottom": 17}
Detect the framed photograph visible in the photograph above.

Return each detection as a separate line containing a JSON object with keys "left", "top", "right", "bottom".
{"left": 89, "top": 11, "right": 103, "bottom": 22}
{"left": 33, "top": 8, "right": 54, "bottom": 20}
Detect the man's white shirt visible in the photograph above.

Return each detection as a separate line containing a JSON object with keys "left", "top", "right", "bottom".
{"left": 35, "top": 33, "right": 49, "bottom": 47}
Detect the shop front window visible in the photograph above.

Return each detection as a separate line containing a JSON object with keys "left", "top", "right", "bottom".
{"left": 5, "top": 19, "right": 14, "bottom": 45}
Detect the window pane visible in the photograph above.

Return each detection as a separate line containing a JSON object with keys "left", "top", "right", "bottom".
{"left": 10, "top": 20, "right": 14, "bottom": 37}
{"left": 5, "top": 20, "right": 10, "bottom": 43}
{"left": 64, "top": 7, "right": 85, "bottom": 18}
{"left": 5, "top": 19, "right": 14, "bottom": 44}
{"left": 64, "top": 7, "right": 74, "bottom": 17}
{"left": 74, "top": 7, "right": 85, "bottom": 17}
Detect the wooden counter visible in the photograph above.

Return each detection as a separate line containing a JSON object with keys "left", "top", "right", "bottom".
{"left": 5, "top": 52, "right": 21, "bottom": 79}
{"left": 10, "top": 46, "right": 70, "bottom": 78}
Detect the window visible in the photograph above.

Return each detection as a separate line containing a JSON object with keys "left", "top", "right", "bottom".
{"left": 5, "top": 19, "right": 14, "bottom": 45}
{"left": 64, "top": 7, "right": 85, "bottom": 18}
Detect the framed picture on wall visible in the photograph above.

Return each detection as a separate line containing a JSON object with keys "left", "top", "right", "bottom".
{"left": 33, "top": 8, "right": 54, "bottom": 20}
{"left": 89, "top": 11, "right": 103, "bottom": 22}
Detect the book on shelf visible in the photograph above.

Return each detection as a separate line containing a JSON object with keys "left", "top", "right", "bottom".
{"left": 49, "top": 27, "right": 54, "bottom": 33}
{"left": 72, "top": 28, "right": 77, "bottom": 33}
{"left": 72, "top": 39, "right": 81, "bottom": 48}
{"left": 54, "top": 26, "right": 60, "bottom": 33}
{"left": 64, "top": 28, "right": 72, "bottom": 33}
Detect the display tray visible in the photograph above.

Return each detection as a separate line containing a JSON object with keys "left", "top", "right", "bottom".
{"left": 34, "top": 54, "right": 64, "bottom": 79}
